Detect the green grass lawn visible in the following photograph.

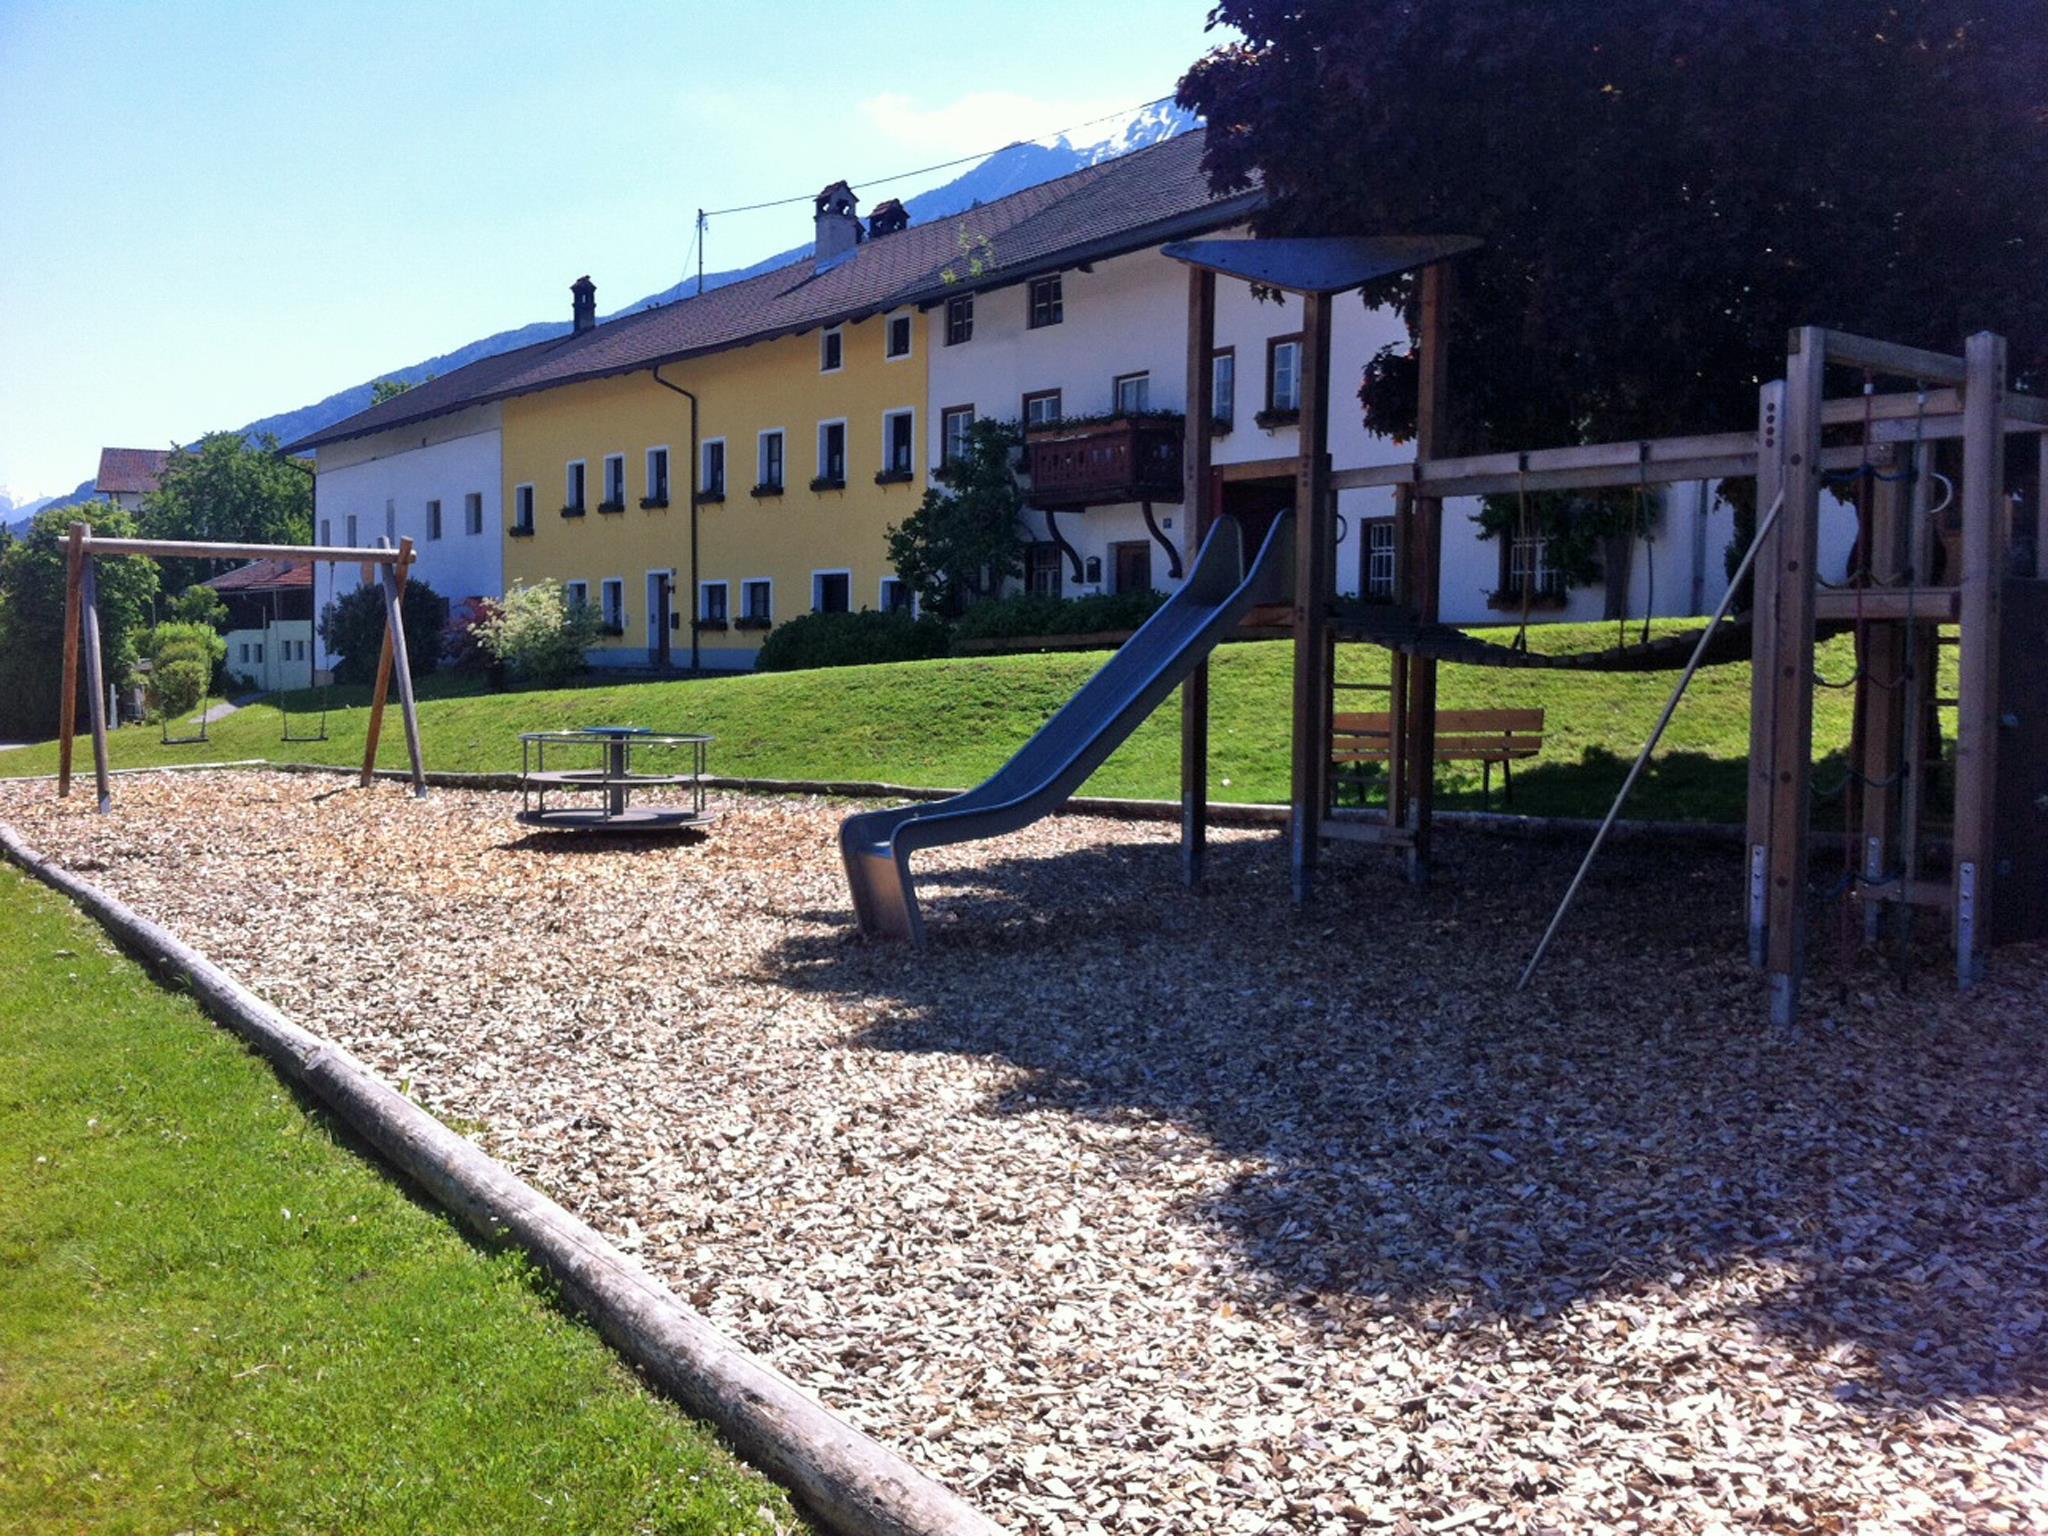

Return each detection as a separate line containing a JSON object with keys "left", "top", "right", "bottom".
{"left": 0, "top": 622, "right": 1879, "bottom": 823}
{"left": 0, "top": 865, "right": 805, "bottom": 1535}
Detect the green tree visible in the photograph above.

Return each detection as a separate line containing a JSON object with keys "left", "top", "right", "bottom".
{"left": 138, "top": 621, "right": 227, "bottom": 721}
{"left": 166, "top": 583, "right": 230, "bottom": 632}
{"left": 371, "top": 374, "right": 432, "bottom": 404}
{"left": 1179, "top": 0, "right": 2048, "bottom": 454}
{"left": 317, "top": 578, "right": 448, "bottom": 685}
{"left": 884, "top": 418, "right": 1025, "bottom": 612}
{"left": 139, "top": 433, "right": 312, "bottom": 591}
{"left": 0, "top": 505, "right": 160, "bottom": 737}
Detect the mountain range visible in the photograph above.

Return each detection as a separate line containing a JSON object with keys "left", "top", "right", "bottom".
{"left": 13, "top": 101, "right": 1198, "bottom": 532}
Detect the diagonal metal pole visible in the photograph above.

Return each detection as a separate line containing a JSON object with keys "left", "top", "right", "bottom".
{"left": 1518, "top": 487, "right": 1788, "bottom": 990}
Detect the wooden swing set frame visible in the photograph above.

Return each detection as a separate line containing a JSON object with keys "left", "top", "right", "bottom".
{"left": 1170, "top": 241, "right": 2048, "bottom": 1025}
{"left": 55, "top": 522, "right": 429, "bottom": 812}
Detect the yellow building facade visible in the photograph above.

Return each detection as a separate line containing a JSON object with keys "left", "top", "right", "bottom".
{"left": 501, "top": 305, "right": 928, "bottom": 670}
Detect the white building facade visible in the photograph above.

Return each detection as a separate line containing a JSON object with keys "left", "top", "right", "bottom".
{"left": 929, "top": 227, "right": 1856, "bottom": 625}
{"left": 309, "top": 403, "right": 505, "bottom": 675}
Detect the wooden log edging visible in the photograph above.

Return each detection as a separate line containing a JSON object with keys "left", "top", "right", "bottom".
{"left": 0, "top": 816, "right": 1001, "bottom": 1536}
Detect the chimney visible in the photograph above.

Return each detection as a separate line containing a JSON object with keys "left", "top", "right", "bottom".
{"left": 570, "top": 275, "right": 596, "bottom": 333}
{"left": 813, "top": 181, "right": 863, "bottom": 264}
{"left": 868, "top": 198, "right": 909, "bottom": 239}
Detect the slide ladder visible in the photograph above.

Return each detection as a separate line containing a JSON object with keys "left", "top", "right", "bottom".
{"left": 840, "top": 513, "right": 1291, "bottom": 943}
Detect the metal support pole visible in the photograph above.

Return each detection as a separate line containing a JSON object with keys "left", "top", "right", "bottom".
{"left": 1520, "top": 488, "right": 1788, "bottom": 991}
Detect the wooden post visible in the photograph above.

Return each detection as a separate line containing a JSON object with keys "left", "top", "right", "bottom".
{"left": 1404, "top": 262, "right": 1451, "bottom": 883}
{"left": 1181, "top": 266, "right": 1217, "bottom": 887}
{"left": 371, "top": 539, "right": 427, "bottom": 797}
{"left": 79, "top": 557, "right": 112, "bottom": 814}
{"left": 1746, "top": 381, "right": 1786, "bottom": 965}
{"left": 359, "top": 538, "right": 411, "bottom": 786}
{"left": 1954, "top": 330, "right": 2007, "bottom": 986}
{"left": 58, "top": 522, "right": 86, "bottom": 798}
{"left": 1387, "top": 487, "right": 1414, "bottom": 828}
{"left": 1858, "top": 455, "right": 1908, "bottom": 941}
{"left": 1763, "top": 330, "right": 1827, "bottom": 1026}
{"left": 1288, "top": 289, "right": 1335, "bottom": 903}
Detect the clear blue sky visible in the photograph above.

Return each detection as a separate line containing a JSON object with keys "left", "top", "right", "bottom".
{"left": 0, "top": 0, "right": 1231, "bottom": 501}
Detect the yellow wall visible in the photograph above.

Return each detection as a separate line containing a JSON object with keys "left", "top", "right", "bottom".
{"left": 501, "top": 308, "right": 927, "bottom": 667}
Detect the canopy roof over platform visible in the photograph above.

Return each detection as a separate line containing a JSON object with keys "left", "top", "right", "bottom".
{"left": 1160, "top": 234, "right": 1483, "bottom": 295}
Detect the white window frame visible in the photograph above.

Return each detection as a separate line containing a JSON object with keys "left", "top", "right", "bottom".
{"left": 464, "top": 491, "right": 483, "bottom": 536}
{"left": 600, "top": 576, "right": 626, "bottom": 632}
{"left": 740, "top": 577, "right": 774, "bottom": 625}
{"left": 881, "top": 409, "right": 915, "bottom": 477}
{"left": 1211, "top": 348, "right": 1236, "bottom": 427}
{"left": 1365, "top": 519, "right": 1397, "bottom": 600}
{"left": 940, "top": 405, "right": 974, "bottom": 466}
{"left": 646, "top": 446, "right": 671, "bottom": 505}
{"left": 1023, "top": 389, "right": 1062, "bottom": 428}
{"left": 878, "top": 575, "right": 914, "bottom": 615}
{"left": 884, "top": 310, "right": 913, "bottom": 361}
{"left": 816, "top": 418, "right": 848, "bottom": 485}
{"left": 425, "top": 498, "right": 443, "bottom": 541}
{"left": 564, "top": 579, "right": 590, "bottom": 613}
{"left": 698, "top": 579, "right": 730, "bottom": 625}
{"left": 1269, "top": 337, "right": 1303, "bottom": 414}
{"left": 698, "top": 438, "right": 724, "bottom": 498}
{"left": 601, "top": 453, "right": 626, "bottom": 508}
{"left": 1114, "top": 371, "right": 1151, "bottom": 415}
{"left": 757, "top": 428, "right": 786, "bottom": 489}
{"left": 811, "top": 568, "right": 853, "bottom": 614}
{"left": 820, "top": 326, "right": 844, "bottom": 374}
{"left": 513, "top": 483, "right": 535, "bottom": 530}
{"left": 566, "top": 459, "right": 587, "bottom": 511}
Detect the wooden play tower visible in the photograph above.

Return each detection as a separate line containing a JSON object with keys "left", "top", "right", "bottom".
{"left": 1165, "top": 238, "right": 2048, "bottom": 1025}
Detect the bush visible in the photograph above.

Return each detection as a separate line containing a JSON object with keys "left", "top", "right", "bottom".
{"left": 468, "top": 581, "right": 598, "bottom": 685}
{"left": 755, "top": 609, "right": 953, "bottom": 673}
{"left": 950, "top": 588, "right": 1168, "bottom": 646}
{"left": 442, "top": 596, "right": 501, "bottom": 673}
{"left": 138, "top": 622, "right": 227, "bottom": 721}
{"left": 318, "top": 577, "right": 448, "bottom": 685}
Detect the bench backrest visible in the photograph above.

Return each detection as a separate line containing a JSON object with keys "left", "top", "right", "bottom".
{"left": 1332, "top": 708, "right": 1545, "bottom": 763}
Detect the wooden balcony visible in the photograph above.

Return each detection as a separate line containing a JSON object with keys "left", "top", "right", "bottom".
{"left": 1024, "top": 417, "right": 1184, "bottom": 509}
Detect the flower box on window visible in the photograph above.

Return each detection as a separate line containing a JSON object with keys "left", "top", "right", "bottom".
{"left": 750, "top": 482, "right": 784, "bottom": 499}
{"left": 873, "top": 468, "right": 915, "bottom": 486}
{"left": 599, "top": 622, "right": 626, "bottom": 637}
{"left": 693, "top": 618, "right": 729, "bottom": 632}
{"left": 560, "top": 504, "right": 585, "bottom": 518}
{"left": 597, "top": 499, "right": 626, "bottom": 515}
{"left": 1253, "top": 407, "right": 1300, "bottom": 430}
{"left": 809, "top": 475, "right": 846, "bottom": 493}
{"left": 639, "top": 495, "right": 671, "bottom": 510}
{"left": 509, "top": 524, "right": 535, "bottom": 538}
{"left": 692, "top": 490, "right": 724, "bottom": 506}
{"left": 734, "top": 616, "right": 773, "bottom": 631}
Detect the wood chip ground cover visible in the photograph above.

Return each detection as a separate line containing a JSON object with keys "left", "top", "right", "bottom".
{"left": 3, "top": 771, "right": 2042, "bottom": 1535}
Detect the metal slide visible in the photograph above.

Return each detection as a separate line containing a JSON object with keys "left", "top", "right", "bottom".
{"left": 840, "top": 513, "right": 1292, "bottom": 943}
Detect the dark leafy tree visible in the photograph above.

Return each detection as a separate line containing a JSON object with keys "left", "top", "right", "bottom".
{"left": 140, "top": 432, "right": 312, "bottom": 591}
{"left": 885, "top": 418, "right": 1027, "bottom": 612}
{"left": 317, "top": 578, "right": 447, "bottom": 685}
{"left": 1179, "top": 0, "right": 2048, "bottom": 457}
{"left": 0, "top": 504, "right": 160, "bottom": 736}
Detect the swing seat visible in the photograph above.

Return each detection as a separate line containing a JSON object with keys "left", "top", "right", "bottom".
{"left": 1332, "top": 707, "right": 1545, "bottom": 809}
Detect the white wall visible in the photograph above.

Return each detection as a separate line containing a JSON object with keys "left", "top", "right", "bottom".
{"left": 311, "top": 404, "right": 504, "bottom": 670}
{"left": 927, "top": 244, "right": 1199, "bottom": 596}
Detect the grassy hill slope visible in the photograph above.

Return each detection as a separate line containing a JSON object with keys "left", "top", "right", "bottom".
{"left": 1, "top": 623, "right": 1870, "bottom": 823}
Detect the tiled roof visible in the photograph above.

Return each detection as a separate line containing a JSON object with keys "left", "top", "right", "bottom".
{"left": 287, "top": 129, "right": 1260, "bottom": 453}
{"left": 200, "top": 559, "right": 312, "bottom": 594}
{"left": 94, "top": 447, "right": 173, "bottom": 495}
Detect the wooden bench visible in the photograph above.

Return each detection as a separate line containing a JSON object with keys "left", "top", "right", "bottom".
{"left": 1331, "top": 708, "right": 1545, "bottom": 808}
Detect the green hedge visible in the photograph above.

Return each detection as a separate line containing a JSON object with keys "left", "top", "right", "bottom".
{"left": 950, "top": 589, "right": 1166, "bottom": 644}
{"left": 754, "top": 609, "right": 953, "bottom": 673}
